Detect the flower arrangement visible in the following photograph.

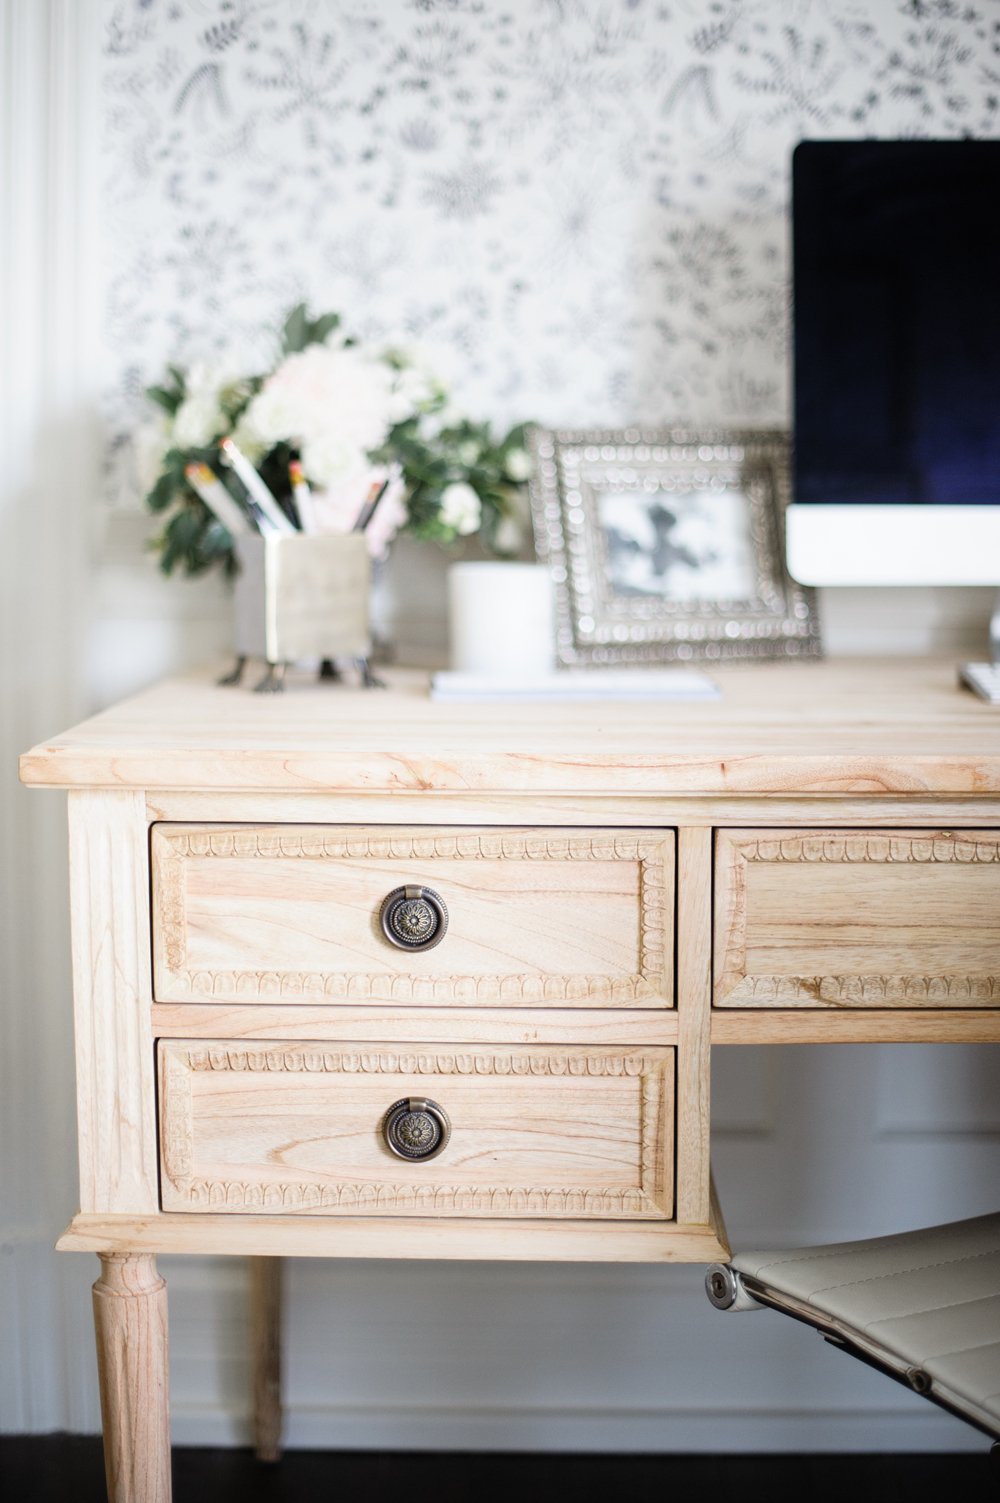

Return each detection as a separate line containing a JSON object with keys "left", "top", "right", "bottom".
{"left": 141, "top": 304, "right": 532, "bottom": 576}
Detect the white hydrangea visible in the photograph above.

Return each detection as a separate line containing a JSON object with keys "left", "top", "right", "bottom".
{"left": 439, "top": 481, "right": 481, "bottom": 536}
{"left": 171, "top": 360, "right": 242, "bottom": 449}
{"left": 236, "top": 344, "right": 397, "bottom": 486}
{"left": 172, "top": 393, "right": 227, "bottom": 449}
{"left": 383, "top": 349, "right": 447, "bottom": 423}
{"left": 235, "top": 388, "right": 300, "bottom": 454}
{"left": 185, "top": 359, "right": 239, "bottom": 398}
{"left": 503, "top": 448, "right": 532, "bottom": 482}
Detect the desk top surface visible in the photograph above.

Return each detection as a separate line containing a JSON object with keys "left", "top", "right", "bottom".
{"left": 18, "top": 657, "right": 1000, "bottom": 796}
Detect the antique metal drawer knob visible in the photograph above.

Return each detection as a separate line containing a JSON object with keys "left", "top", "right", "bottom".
{"left": 379, "top": 885, "right": 448, "bottom": 951}
{"left": 382, "top": 1098, "right": 451, "bottom": 1161}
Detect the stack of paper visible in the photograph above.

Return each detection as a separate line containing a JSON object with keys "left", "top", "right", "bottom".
{"left": 430, "top": 669, "right": 721, "bottom": 703}
{"left": 959, "top": 664, "right": 1000, "bottom": 704}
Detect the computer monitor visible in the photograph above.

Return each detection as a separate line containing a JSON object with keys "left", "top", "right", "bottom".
{"left": 785, "top": 140, "right": 1000, "bottom": 594}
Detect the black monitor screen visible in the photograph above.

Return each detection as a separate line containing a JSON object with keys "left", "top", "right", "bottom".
{"left": 793, "top": 140, "right": 1000, "bottom": 506}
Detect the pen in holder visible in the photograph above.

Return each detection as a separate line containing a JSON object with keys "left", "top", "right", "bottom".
{"left": 220, "top": 534, "right": 381, "bottom": 694}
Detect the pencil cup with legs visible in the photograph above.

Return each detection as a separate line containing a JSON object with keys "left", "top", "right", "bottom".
{"left": 221, "top": 533, "right": 381, "bottom": 694}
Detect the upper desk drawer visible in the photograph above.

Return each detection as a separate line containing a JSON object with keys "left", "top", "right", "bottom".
{"left": 151, "top": 825, "right": 674, "bottom": 1008}
{"left": 715, "top": 828, "right": 1000, "bottom": 1008}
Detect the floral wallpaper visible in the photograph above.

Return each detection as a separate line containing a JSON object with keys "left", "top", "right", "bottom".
{"left": 102, "top": 0, "right": 1000, "bottom": 485}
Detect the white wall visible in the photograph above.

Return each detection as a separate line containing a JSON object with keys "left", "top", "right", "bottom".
{"left": 1, "top": 0, "right": 998, "bottom": 1453}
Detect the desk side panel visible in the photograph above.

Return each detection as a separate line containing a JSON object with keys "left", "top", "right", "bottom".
{"left": 68, "top": 789, "right": 158, "bottom": 1213}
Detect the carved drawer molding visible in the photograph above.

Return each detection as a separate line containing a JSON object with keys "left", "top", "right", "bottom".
{"left": 151, "top": 825, "right": 674, "bottom": 1008}
{"left": 158, "top": 1040, "right": 674, "bottom": 1219}
{"left": 715, "top": 828, "right": 1000, "bottom": 1008}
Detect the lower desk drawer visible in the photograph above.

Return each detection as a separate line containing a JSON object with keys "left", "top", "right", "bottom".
{"left": 158, "top": 1040, "right": 673, "bottom": 1219}
{"left": 715, "top": 827, "right": 1000, "bottom": 1008}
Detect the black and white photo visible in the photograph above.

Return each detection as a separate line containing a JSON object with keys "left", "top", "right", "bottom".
{"left": 529, "top": 428, "right": 821, "bottom": 665}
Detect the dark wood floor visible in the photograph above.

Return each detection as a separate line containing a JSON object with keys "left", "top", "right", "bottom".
{"left": 1, "top": 1437, "right": 996, "bottom": 1503}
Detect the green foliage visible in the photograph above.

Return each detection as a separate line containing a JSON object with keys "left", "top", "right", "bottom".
{"left": 145, "top": 444, "right": 244, "bottom": 578}
{"left": 145, "top": 365, "right": 187, "bottom": 417}
{"left": 150, "top": 500, "right": 240, "bottom": 579}
{"left": 142, "top": 307, "right": 534, "bottom": 578}
{"left": 281, "top": 303, "right": 342, "bottom": 355}
{"left": 384, "top": 417, "right": 530, "bottom": 552}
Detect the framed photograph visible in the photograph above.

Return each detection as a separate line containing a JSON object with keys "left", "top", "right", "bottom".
{"left": 527, "top": 427, "right": 821, "bottom": 666}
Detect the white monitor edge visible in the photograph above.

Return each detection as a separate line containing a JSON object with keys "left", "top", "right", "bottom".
{"left": 785, "top": 504, "right": 1000, "bottom": 586}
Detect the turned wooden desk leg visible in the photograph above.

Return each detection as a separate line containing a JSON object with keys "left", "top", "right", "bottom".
{"left": 249, "top": 1256, "right": 283, "bottom": 1462}
{"left": 92, "top": 1253, "right": 171, "bottom": 1503}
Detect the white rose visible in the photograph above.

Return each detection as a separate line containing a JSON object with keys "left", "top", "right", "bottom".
{"left": 300, "top": 432, "right": 370, "bottom": 489}
{"left": 504, "top": 448, "right": 532, "bottom": 482}
{"left": 439, "top": 481, "right": 481, "bottom": 536}
{"left": 172, "top": 393, "right": 226, "bottom": 449}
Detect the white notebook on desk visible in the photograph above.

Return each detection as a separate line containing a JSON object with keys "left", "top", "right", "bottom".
{"left": 430, "top": 669, "right": 721, "bottom": 703}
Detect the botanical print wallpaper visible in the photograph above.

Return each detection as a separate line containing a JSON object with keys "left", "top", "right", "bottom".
{"left": 102, "top": 0, "right": 1000, "bottom": 487}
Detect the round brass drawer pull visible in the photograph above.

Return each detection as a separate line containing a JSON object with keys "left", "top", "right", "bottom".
{"left": 379, "top": 885, "right": 448, "bottom": 951}
{"left": 382, "top": 1098, "right": 451, "bottom": 1161}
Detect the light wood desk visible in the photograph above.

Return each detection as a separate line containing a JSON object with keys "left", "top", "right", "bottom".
{"left": 20, "top": 657, "right": 1000, "bottom": 1501}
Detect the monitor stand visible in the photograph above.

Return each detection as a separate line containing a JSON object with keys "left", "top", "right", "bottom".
{"left": 959, "top": 588, "right": 1000, "bottom": 703}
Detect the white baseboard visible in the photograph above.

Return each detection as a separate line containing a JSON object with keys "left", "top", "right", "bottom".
{"left": 168, "top": 1402, "right": 987, "bottom": 1453}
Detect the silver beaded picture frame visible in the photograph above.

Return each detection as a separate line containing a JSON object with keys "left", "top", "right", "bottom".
{"left": 527, "top": 426, "right": 821, "bottom": 667}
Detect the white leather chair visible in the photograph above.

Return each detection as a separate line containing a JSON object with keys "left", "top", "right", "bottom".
{"left": 706, "top": 1212, "right": 1000, "bottom": 1444}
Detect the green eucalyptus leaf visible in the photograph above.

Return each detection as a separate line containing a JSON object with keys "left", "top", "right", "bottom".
{"left": 308, "top": 312, "right": 341, "bottom": 345}
{"left": 146, "top": 471, "right": 178, "bottom": 513}
{"left": 146, "top": 385, "right": 183, "bottom": 416}
{"left": 202, "top": 519, "right": 233, "bottom": 554}
{"left": 282, "top": 303, "right": 310, "bottom": 354}
{"left": 171, "top": 506, "right": 204, "bottom": 547}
